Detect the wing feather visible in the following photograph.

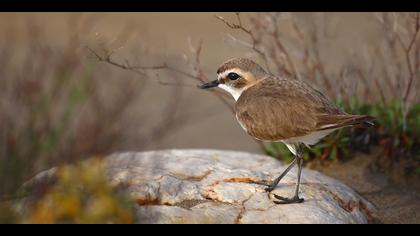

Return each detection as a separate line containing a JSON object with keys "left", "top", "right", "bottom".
{"left": 234, "top": 76, "right": 368, "bottom": 141}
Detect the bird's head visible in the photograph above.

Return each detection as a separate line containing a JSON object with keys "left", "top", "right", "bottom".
{"left": 199, "top": 58, "right": 269, "bottom": 100}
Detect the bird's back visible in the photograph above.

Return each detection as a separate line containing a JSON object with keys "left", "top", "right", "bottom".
{"left": 234, "top": 76, "right": 373, "bottom": 142}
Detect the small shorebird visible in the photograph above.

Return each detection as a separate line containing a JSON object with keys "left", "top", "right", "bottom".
{"left": 200, "top": 58, "right": 374, "bottom": 204}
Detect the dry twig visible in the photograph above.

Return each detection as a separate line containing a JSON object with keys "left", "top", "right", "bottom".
{"left": 87, "top": 44, "right": 234, "bottom": 113}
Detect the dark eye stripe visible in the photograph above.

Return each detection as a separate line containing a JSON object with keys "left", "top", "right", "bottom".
{"left": 228, "top": 72, "right": 240, "bottom": 80}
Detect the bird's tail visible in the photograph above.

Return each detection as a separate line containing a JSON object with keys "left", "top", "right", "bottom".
{"left": 317, "top": 114, "right": 376, "bottom": 130}
{"left": 352, "top": 115, "right": 376, "bottom": 128}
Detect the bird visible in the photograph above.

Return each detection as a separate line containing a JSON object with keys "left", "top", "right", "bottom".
{"left": 199, "top": 58, "right": 375, "bottom": 204}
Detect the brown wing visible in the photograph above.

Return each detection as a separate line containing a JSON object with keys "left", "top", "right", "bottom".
{"left": 234, "top": 76, "right": 370, "bottom": 141}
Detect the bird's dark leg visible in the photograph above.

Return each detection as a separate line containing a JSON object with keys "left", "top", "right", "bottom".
{"left": 249, "top": 157, "right": 297, "bottom": 189}
{"left": 273, "top": 144, "right": 305, "bottom": 204}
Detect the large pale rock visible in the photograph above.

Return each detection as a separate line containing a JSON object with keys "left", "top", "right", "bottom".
{"left": 24, "top": 149, "right": 378, "bottom": 223}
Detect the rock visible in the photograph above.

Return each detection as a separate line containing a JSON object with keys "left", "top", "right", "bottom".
{"left": 22, "top": 149, "right": 378, "bottom": 224}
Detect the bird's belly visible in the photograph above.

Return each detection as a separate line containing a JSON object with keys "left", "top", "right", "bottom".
{"left": 281, "top": 128, "right": 337, "bottom": 146}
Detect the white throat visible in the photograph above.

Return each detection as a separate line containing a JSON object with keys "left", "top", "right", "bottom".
{"left": 218, "top": 84, "right": 247, "bottom": 101}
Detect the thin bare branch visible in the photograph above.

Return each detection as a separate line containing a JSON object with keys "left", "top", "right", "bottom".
{"left": 87, "top": 46, "right": 200, "bottom": 81}
{"left": 87, "top": 44, "right": 235, "bottom": 113}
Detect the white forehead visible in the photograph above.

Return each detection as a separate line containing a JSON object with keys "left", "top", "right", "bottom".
{"left": 217, "top": 68, "right": 245, "bottom": 80}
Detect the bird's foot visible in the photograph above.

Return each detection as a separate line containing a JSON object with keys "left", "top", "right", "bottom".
{"left": 249, "top": 181, "right": 277, "bottom": 192}
{"left": 273, "top": 194, "right": 304, "bottom": 204}
{"left": 264, "top": 186, "right": 276, "bottom": 192}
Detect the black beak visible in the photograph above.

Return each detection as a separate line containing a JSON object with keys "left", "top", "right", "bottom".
{"left": 199, "top": 79, "right": 220, "bottom": 89}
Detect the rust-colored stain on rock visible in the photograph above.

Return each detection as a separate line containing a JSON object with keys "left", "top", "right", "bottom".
{"left": 136, "top": 197, "right": 161, "bottom": 206}
{"left": 222, "top": 177, "right": 272, "bottom": 183}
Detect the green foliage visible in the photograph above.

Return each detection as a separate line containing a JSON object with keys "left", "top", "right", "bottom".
{"left": 263, "top": 98, "right": 420, "bottom": 175}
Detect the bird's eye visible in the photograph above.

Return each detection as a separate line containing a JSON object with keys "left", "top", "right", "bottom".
{"left": 227, "top": 72, "right": 240, "bottom": 80}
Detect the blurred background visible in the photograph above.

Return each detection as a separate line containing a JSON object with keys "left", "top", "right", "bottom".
{"left": 0, "top": 13, "right": 419, "bottom": 223}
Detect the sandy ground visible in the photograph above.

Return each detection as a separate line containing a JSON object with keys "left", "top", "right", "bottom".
{"left": 308, "top": 148, "right": 420, "bottom": 224}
